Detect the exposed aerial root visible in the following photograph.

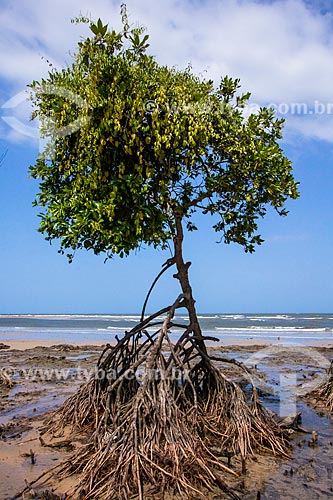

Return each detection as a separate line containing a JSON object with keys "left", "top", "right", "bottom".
{"left": 32, "top": 295, "right": 290, "bottom": 499}
{"left": 312, "top": 361, "right": 333, "bottom": 413}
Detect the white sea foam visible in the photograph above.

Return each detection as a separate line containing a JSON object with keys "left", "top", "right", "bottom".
{"left": 215, "top": 326, "right": 331, "bottom": 332}
{"left": 196, "top": 315, "right": 219, "bottom": 319}
{"left": 106, "top": 315, "right": 141, "bottom": 320}
{"left": 214, "top": 333, "right": 333, "bottom": 339}
{"left": 218, "top": 314, "right": 246, "bottom": 319}
{"left": 245, "top": 315, "right": 292, "bottom": 320}
{"left": 99, "top": 327, "right": 124, "bottom": 331}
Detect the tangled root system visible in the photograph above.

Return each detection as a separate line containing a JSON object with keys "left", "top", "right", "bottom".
{"left": 36, "top": 296, "right": 289, "bottom": 499}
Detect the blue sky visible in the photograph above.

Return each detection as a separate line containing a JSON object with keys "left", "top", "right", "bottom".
{"left": 0, "top": 0, "right": 332, "bottom": 314}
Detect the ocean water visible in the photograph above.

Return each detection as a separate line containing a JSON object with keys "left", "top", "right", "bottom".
{"left": 0, "top": 313, "right": 332, "bottom": 346}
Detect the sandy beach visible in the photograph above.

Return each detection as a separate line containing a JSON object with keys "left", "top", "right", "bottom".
{"left": 0, "top": 339, "right": 109, "bottom": 351}
{"left": 2, "top": 336, "right": 333, "bottom": 351}
{"left": 0, "top": 340, "right": 332, "bottom": 499}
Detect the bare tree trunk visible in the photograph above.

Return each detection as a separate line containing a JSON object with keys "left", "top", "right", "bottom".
{"left": 173, "top": 214, "right": 208, "bottom": 355}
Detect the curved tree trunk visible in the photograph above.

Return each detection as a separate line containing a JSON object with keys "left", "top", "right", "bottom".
{"left": 173, "top": 214, "right": 208, "bottom": 355}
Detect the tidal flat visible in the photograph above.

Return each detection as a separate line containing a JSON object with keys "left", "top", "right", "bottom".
{"left": 0, "top": 342, "right": 332, "bottom": 499}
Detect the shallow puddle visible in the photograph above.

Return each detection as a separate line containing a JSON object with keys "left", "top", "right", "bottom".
{"left": 261, "top": 402, "right": 333, "bottom": 499}
{"left": 241, "top": 351, "right": 333, "bottom": 499}
{"left": 0, "top": 391, "right": 70, "bottom": 425}
{"left": 65, "top": 353, "right": 96, "bottom": 361}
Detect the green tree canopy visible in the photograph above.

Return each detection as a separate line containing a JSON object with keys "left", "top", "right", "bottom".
{"left": 30, "top": 8, "right": 299, "bottom": 261}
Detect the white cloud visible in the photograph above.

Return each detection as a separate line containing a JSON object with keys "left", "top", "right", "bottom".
{"left": 1, "top": 0, "right": 333, "bottom": 141}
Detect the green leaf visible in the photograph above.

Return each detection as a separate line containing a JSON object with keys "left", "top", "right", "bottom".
{"left": 90, "top": 24, "right": 99, "bottom": 36}
{"left": 29, "top": 8, "right": 298, "bottom": 262}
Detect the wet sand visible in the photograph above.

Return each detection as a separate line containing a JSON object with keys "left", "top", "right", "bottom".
{"left": 2, "top": 337, "right": 333, "bottom": 351}
{"left": 0, "top": 342, "right": 332, "bottom": 499}
{"left": 0, "top": 339, "right": 111, "bottom": 350}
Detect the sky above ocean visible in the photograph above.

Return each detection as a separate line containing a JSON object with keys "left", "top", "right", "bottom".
{"left": 0, "top": 0, "right": 332, "bottom": 314}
